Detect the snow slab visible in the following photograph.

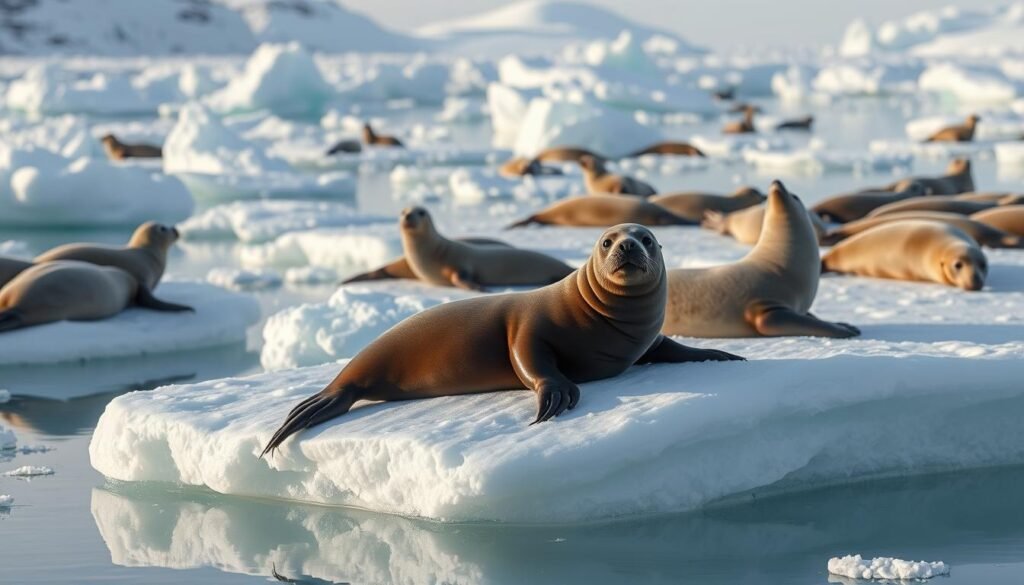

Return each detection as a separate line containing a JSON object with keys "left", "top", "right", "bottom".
{"left": 449, "top": 168, "right": 582, "bottom": 206}
{"left": 178, "top": 200, "right": 388, "bottom": 243}
{"left": 512, "top": 97, "right": 660, "bottom": 159}
{"left": 0, "top": 281, "right": 260, "bottom": 366}
{"left": 828, "top": 555, "right": 949, "bottom": 581}
{"left": 5, "top": 66, "right": 159, "bottom": 115}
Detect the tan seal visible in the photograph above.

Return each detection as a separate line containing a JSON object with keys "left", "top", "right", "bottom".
{"left": 579, "top": 154, "right": 657, "bottom": 197}
{"left": 775, "top": 115, "right": 814, "bottom": 131}
{"left": 0, "top": 261, "right": 192, "bottom": 332}
{"left": 362, "top": 122, "right": 403, "bottom": 147}
{"left": 506, "top": 195, "right": 695, "bottom": 228}
{"left": 650, "top": 186, "right": 765, "bottom": 223}
{"left": 396, "top": 207, "right": 572, "bottom": 290}
{"left": 955, "top": 192, "right": 1024, "bottom": 203}
{"left": 867, "top": 195, "right": 1005, "bottom": 218}
{"left": 812, "top": 182, "right": 926, "bottom": 224}
{"left": 925, "top": 114, "right": 979, "bottom": 143}
{"left": 666, "top": 180, "right": 858, "bottom": 338}
{"left": 342, "top": 238, "right": 509, "bottom": 284}
{"left": 722, "top": 105, "right": 757, "bottom": 134}
{"left": 260, "top": 224, "right": 743, "bottom": 456}
{"left": 821, "top": 211, "right": 1024, "bottom": 248}
{"left": 972, "top": 205, "right": 1024, "bottom": 236}
{"left": 885, "top": 158, "right": 974, "bottom": 195}
{"left": 822, "top": 220, "right": 988, "bottom": 291}
{"left": 100, "top": 134, "right": 162, "bottom": 160}
{"left": 627, "top": 142, "right": 705, "bottom": 157}
{"left": 703, "top": 201, "right": 828, "bottom": 245}
{"left": 34, "top": 221, "right": 178, "bottom": 290}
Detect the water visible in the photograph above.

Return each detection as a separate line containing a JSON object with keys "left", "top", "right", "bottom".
{"left": 2, "top": 98, "right": 1023, "bottom": 584}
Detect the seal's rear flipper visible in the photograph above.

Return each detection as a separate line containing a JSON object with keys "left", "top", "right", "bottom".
{"left": 504, "top": 216, "right": 538, "bottom": 230}
{"left": 135, "top": 288, "right": 194, "bottom": 313}
{"left": 701, "top": 210, "right": 728, "bottom": 233}
{"left": 0, "top": 310, "right": 24, "bottom": 332}
{"left": 341, "top": 258, "right": 415, "bottom": 284}
{"left": 260, "top": 386, "right": 358, "bottom": 458}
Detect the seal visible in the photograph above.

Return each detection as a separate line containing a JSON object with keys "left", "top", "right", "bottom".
{"left": 650, "top": 186, "right": 765, "bottom": 223}
{"left": 955, "top": 192, "right": 1024, "bottom": 203}
{"left": 260, "top": 224, "right": 744, "bottom": 456}
{"left": 812, "top": 182, "right": 926, "bottom": 223}
{"left": 506, "top": 195, "right": 695, "bottom": 228}
{"left": 775, "top": 115, "right": 814, "bottom": 131}
{"left": 703, "top": 201, "right": 828, "bottom": 245}
{"left": 579, "top": 154, "right": 657, "bottom": 197}
{"left": 396, "top": 207, "right": 573, "bottom": 290}
{"left": 822, "top": 220, "right": 988, "bottom": 291}
{"left": 885, "top": 158, "right": 974, "bottom": 195}
{"left": 0, "top": 257, "right": 32, "bottom": 289}
{"left": 34, "top": 221, "right": 178, "bottom": 290}
{"left": 342, "top": 238, "right": 510, "bottom": 284}
{"left": 867, "top": 196, "right": 1004, "bottom": 218}
{"left": 626, "top": 142, "right": 705, "bottom": 157}
{"left": 972, "top": 205, "right": 1024, "bottom": 236}
{"left": 820, "top": 211, "right": 1024, "bottom": 248}
{"left": 925, "top": 114, "right": 979, "bottom": 143}
{"left": 499, "top": 144, "right": 703, "bottom": 177}
{"left": 100, "top": 134, "right": 162, "bottom": 160}
{"left": 666, "top": 180, "right": 858, "bottom": 338}
{"left": 722, "top": 105, "right": 757, "bottom": 134}
{"left": 0, "top": 261, "right": 193, "bottom": 332}
{"left": 362, "top": 122, "right": 403, "bottom": 147}
{"left": 325, "top": 139, "right": 362, "bottom": 156}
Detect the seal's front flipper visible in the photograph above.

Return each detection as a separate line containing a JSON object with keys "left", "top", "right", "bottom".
{"left": 0, "top": 309, "right": 24, "bottom": 332}
{"left": 636, "top": 335, "right": 745, "bottom": 364}
{"left": 753, "top": 306, "right": 860, "bottom": 338}
{"left": 260, "top": 386, "right": 358, "bottom": 458}
{"left": 135, "top": 288, "right": 194, "bottom": 313}
{"left": 450, "top": 270, "right": 486, "bottom": 292}
{"left": 510, "top": 337, "right": 580, "bottom": 424}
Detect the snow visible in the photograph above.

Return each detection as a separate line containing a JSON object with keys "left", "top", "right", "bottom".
{"left": 6, "top": 66, "right": 159, "bottom": 115}
{"left": 283, "top": 266, "right": 338, "bottom": 286}
{"left": 206, "top": 267, "right": 282, "bottom": 291}
{"left": 812, "top": 61, "right": 921, "bottom": 96}
{"left": 513, "top": 97, "right": 660, "bottom": 159}
{"left": 178, "top": 200, "right": 388, "bottom": 243}
{"left": 828, "top": 555, "right": 950, "bottom": 581}
{"left": 4, "top": 466, "right": 54, "bottom": 478}
{"left": 995, "top": 142, "right": 1024, "bottom": 166}
{"left": 690, "top": 134, "right": 790, "bottom": 158}
{"left": 0, "top": 281, "right": 260, "bottom": 366}
{"left": 0, "top": 242, "right": 30, "bottom": 258}
{"left": 907, "top": 114, "right": 1024, "bottom": 142}
{"left": 240, "top": 226, "right": 403, "bottom": 273}
{"left": 448, "top": 168, "right": 582, "bottom": 206}
{"left": 918, "top": 63, "right": 1019, "bottom": 103}
{"left": 205, "top": 43, "right": 333, "bottom": 118}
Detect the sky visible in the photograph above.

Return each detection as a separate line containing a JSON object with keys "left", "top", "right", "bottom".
{"left": 342, "top": 0, "right": 1009, "bottom": 51}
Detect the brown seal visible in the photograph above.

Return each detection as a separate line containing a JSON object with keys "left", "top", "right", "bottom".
{"left": 396, "top": 207, "right": 573, "bottom": 290}
{"left": 722, "top": 105, "right": 757, "bottom": 134}
{"left": 955, "top": 192, "right": 1024, "bottom": 203}
{"left": 100, "top": 134, "right": 162, "bottom": 160}
{"left": 362, "top": 122, "right": 403, "bottom": 147}
{"left": 703, "top": 201, "right": 828, "bottom": 245}
{"left": 0, "top": 261, "right": 192, "bottom": 332}
{"left": 260, "top": 224, "right": 744, "bottom": 456}
{"left": 775, "top": 115, "right": 814, "bottom": 131}
{"left": 0, "top": 257, "right": 32, "bottom": 289}
{"left": 342, "top": 238, "right": 510, "bottom": 284}
{"left": 972, "top": 205, "right": 1024, "bottom": 236}
{"left": 924, "top": 114, "right": 979, "bottom": 143}
{"left": 34, "top": 222, "right": 178, "bottom": 290}
{"left": 867, "top": 196, "right": 1003, "bottom": 218}
{"left": 506, "top": 195, "right": 695, "bottom": 228}
{"left": 885, "top": 158, "right": 974, "bottom": 195}
{"left": 812, "top": 182, "right": 926, "bottom": 223}
{"left": 822, "top": 220, "right": 988, "bottom": 291}
{"left": 650, "top": 186, "right": 765, "bottom": 223}
{"left": 666, "top": 180, "right": 858, "bottom": 338}
{"left": 325, "top": 139, "right": 362, "bottom": 156}
{"left": 499, "top": 144, "right": 703, "bottom": 177}
{"left": 820, "top": 211, "right": 1024, "bottom": 248}
{"left": 579, "top": 155, "right": 657, "bottom": 197}
{"left": 627, "top": 142, "right": 705, "bottom": 157}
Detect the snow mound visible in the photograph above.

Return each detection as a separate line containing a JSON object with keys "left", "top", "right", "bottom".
{"left": 918, "top": 63, "right": 1019, "bottom": 103}
{"left": 207, "top": 267, "right": 282, "bottom": 291}
{"left": 840, "top": 6, "right": 996, "bottom": 55}
{"left": 206, "top": 42, "right": 332, "bottom": 118}
{"left": 742, "top": 147, "right": 912, "bottom": 175}
{"left": 812, "top": 61, "right": 921, "bottom": 96}
{"left": 828, "top": 555, "right": 949, "bottom": 581}
{"left": 4, "top": 466, "right": 53, "bottom": 478}
{"left": 0, "top": 281, "right": 259, "bottom": 366}
{"left": 178, "top": 200, "right": 387, "bottom": 243}
{"left": 240, "top": 226, "right": 402, "bottom": 273}
{"left": 513, "top": 97, "right": 659, "bottom": 158}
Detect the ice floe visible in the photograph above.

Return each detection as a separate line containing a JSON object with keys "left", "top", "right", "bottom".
{"left": 827, "top": 555, "right": 949, "bottom": 581}
{"left": 4, "top": 465, "right": 54, "bottom": 478}
{"left": 513, "top": 97, "right": 660, "bottom": 158}
{"left": 206, "top": 267, "right": 282, "bottom": 291}
{"left": 239, "top": 225, "right": 403, "bottom": 274}
{"left": 178, "top": 200, "right": 388, "bottom": 243}
{"left": 742, "top": 146, "right": 912, "bottom": 175}
{"left": 0, "top": 495, "right": 12, "bottom": 507}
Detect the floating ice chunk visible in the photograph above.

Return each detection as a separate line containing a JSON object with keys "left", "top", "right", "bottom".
{"left": 577, "top": 30, "right": 661, "bottom": 75}
{"left": 839, "top": 18, "right": 876, "bottom": 57}
{"left": 4, "top": 466, "right": 53, "bottom": 477}
{"left": 0, "top": 281, "right": 260, "bottom": 366}
{"left": 284, "top": 266, "right": 338, "bottom": 286}
{"left": 6, "top": 66, "right": 156, "bottom": 115}
{"left": 164, "top": 103, "right": 289, "bottom": 176}
{"left": 0, "top": 389, "right": 9, "bottom": 403}
{"left": 995, "top": 142, "right": 1024, "bottom": 166}
{"left": 178, "top": 200, "right": 387, "bottom": 243}
{"left": 772, "top": 65, "right": 827, "bottom": 103}
{"left": 206, "top": 43, "right": 333, "bottom": 118}
{"left": 0, "top": 115, "right": 102, "bottom": 159}
{"left": 513, "top": 97, "right": 659, "bottom": 158}
{"left": 241, "top": 226, "right": 402, "bottom": 273}
{"left": 447, "top": 58, "right": 498, "bottom": 96}
{"left": 919, "top": 63, "right": 1018, "bottom": 103}
{"left": 907, "top": 114, "right": 1024, "bottom": 141}
{"left": 827, "top": 555, "right": 949, "bottom": 581}
{"left": 813, "top": 62, "right": 920, "bottom": 96}
{"left": 0, "top": 495, "right": 12, "bottom": 507}
{"left": 207, "top": 268, "right": 282, "bottom": 291}
{"left": 487, "top": 83, "right": 542, "bottom": 147}
{"left": 0, "top": 425, "right": 15, "bottom": 450}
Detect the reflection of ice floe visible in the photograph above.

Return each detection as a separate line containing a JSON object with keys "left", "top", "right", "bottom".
{"left": 179, "top": 200, "right": 388, "bottom": 243}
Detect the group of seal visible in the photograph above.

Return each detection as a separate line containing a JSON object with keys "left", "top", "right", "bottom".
{"left": 325, "top": 122, "right": 404, "bottom": 155}
{"left": 0, "top": 222, "right": 190, "bottom": 332}
{"left": 498, "top": 142, "right": 705, "bottom": 179}
{"left": 721, "top": 105, "right": 814, "bottom": 134}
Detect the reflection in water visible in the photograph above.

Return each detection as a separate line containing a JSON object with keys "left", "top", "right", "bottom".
{"left": 92, "top": 467, "right": 1024, "bottom": 585}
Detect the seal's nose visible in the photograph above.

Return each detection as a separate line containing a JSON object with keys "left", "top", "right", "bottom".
{"left": 619, "top": 239, "right": 637, "bottom": 252}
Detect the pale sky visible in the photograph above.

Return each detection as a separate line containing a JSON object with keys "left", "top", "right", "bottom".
{"left": 342, "top": 0, "right": 1008, "bottom": 51}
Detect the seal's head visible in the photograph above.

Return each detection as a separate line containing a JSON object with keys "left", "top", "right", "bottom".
{"left": 942, "top": 243, "right": 987, "bottom": 291}
{"left": 967, "top": 114, "right": 981, "bottom": 125}
{"left": 100, "top": 134, "right": 117, "bottom": 146}
{"left": 361, "top": 122, "right": 375, "bottom": 142}
{"left": 949, "top": 158, "right": 971, "bottom": 175}
{"left": 399, "top": 206, "right": 435, "bottom": 236}
{"left": 734, "top": 186, "right": 766, "bottom": 202}
{"left": 766, "top": 180, "right": 805, "bottom": 215}
{"left": 129, "top": 221, "right": 179, "bottom": 251}
{"left": 590, "top": 223, "right": 664, "bottom": 292}
{"left": 578, "top": 154, "right": 605, "bottom": 176}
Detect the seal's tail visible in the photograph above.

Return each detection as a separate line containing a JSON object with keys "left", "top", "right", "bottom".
{"left": 260, "top": 386, "right": 358, "bottom": 458}
{"left": 342, "top": 266, "right": 399, "bottom": 284}
{"left": 0, "top": 310, "right": 23, "bottom": 332}
{"left": 701, "top": 210, "right": 728, "bottom": 233}
{"left": 505, "top": 216, "right": 537, "bottom": 230}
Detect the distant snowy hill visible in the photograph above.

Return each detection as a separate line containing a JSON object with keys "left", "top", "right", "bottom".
{"left": 417, "top": 0, "right": 706, "bottom": 57}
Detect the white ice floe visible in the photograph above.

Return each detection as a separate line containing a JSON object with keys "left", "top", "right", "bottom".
{"left": 4, "top": 466, "right": 54, "bottom": 477}
{"left": 436, "top": 97, "right": 489, "bottom": 123}
{"left": 513, "top": 97, "right": 660, "bottom": 158}
{"left": 0, "top": 425, "right": 15, "bottom": 450}
{"left": 0, "top": 495, "right": 12, "bottom": 508}
{"left": 178, "top": 200, "right": 388, "bottom": 243}
{"left": 0, "top": 281, "right": 259, "bottom": 366}
{"left": 742, "top": 147, "right": 912, "bottom": 175}
{"left": 0, "top": 242, "right": 30, "bottom": 258}
{"left": 690, "top": 134, "right": 789, "bottom": 158}
{"left": 869, "top": 139, "right": 992, "bottom": 160}
{"left": 0, "top": 389, "right": 10, "bottom": 403}
{"left": 995, "top": 142, "right": 1024, "bottom": 166}
{"left": 918, "top": 63, "right": 1019, "bottom": 103}
{"left": 449, "top": 168, "right": 582, "bottom": 206}
{"left": 5, "top": 66, "right": 158, "bottom": 115}
{"left": 283, "top": 266, "right": 338, "bottom": 286}
{"left": 828, "top": 555, "right": 949, "bottom": 581}
{"left": 911, "top": 5, "right": 1024, "bottom": 57}
{"left": 839, "top": 5, "right": 995, "bottom": 56}
{"left": 240, "top": 225, "right": 402, "bottom": 273}
{"left": 812, "top": 61, "right": 921, "bottom": 96}
{"left": 206, "top": 268, "right": 282, "bottom": 291}
{"left": 771, "top": 65, "right": 828, "bottom": 103}
{"left": 336, "top": 58, "right": 450, "bottom": 106}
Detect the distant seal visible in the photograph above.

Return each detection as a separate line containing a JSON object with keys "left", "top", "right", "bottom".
{"left": 885, "top": 158, "right": 974, "bottom": 195}
{"left": 703, "top": 200, "right": 828, "bottom": 245}
{"left": 396, "top": 207, "right": 573, "bottom": 290}
{"left": 498, "top": 147, "right": 604, "bottom": 177}
{"left": 822, "top": 221, "right": 988, "bottom": 291}
{"left": 362, "top": 122, "right": 403, "bottom": 147}
{"left": 972, "top": 205, "right": 1024, "bottom": 236}
{"left": 342, "top": 238, "right": 510, "bottom": 284}
{"left": 34, "top": 221, "right": 178, "bottom": 290}
{"left": 650, "top": 186, "right": 765, "bottom": 223}
{"left": 627, "top": 142, "right": 705, "bottom": 157}
{"left": 0, "top": 257, "right": 32, "bottom": 289}
{"left": 100, "top": 134, "right": 162, "bottom": 160}
{"left": 325, "top": 139, "right": 362, "bottom": 156}
{"left": 666, "top": 180, "right": 858, "bottom": 338}
{"left": 812, "top": 182, "right": 926, "bottom": 223}
{"left": 260, "top": 224, "right": 743, "bottom": 456}
{"left": 713, "top": 86, "right": 736, "bottom": 100}
{"left": 722, "top": 105, "right": 757, "bottom": 134}
{"left": 867, "top": 196, "right": 1003, "bottom": 218}
{"left": 820, "top": 211, "right": 1024, "bottom": 249}
{"left": 579, "top": 154, "right": 657, "bottom": 197}
{"left": 775, "top": 115, "right": 814, "bottom": 131}
{"left": 925, "top": 114, "right": 979, "bottom": 143}
{"left": 0, "top": 261, "right": 193, "bottom": 332}
{"left": 506, "top": 195, "right": 695, "bottom": 228}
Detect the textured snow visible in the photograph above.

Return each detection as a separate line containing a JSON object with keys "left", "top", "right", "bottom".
{"left": 240, "top": 226, "right": 403, "bottom": 273}
{"left": 828, "top": 555, "right": 950, "bottom": 581}
{"left": 206, "top": 267, "right": 282, "bottom": 291}
{"left": 513, "top": 97, "right": 659, "bottom": 158}
{"left": 5, "top": 66, "right": 159, "bottom": 115}
{"left": 0, "top": 281, "right": 260, "bottom": 366}
{"left": 449, "top": 168, "right": 582, "bottom": 206}
{"left": 178, "top": 200, "right": 387, "bottom": 243}
{"left": 4, "top": 466, "right": 54, "bottom": 478}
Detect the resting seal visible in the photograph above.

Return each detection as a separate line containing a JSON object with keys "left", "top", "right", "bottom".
{"left": 506, "top": 195, "right": 694, "bottom": 228}
{"left": 867, "top": 195, "right": 1005, "bottom": 218}
{"left": 261, "top": 224, "right": 743, "bottom": 456}
{"left": 925, "top": 114, "right": 979, "bottom": 143}
{"left": 885, "top": 158, "right": 974, "bottom": 195}
{"left": 821, "top": 211, "right": 1024, "bottom": 248}
{"left": 722, "top": 105, "right": 757, "bottom": 134}
{"left": 342, "top": 238, "right": 509, "bottom": 284}
{"left": 100, "top": 134, "right": 162, "bottom": 160}
{"left": 775, "top": 115, "right": 814, "bottom": 131}
{"left": 666, "top": 180, "right": 858, "bottom": 338}
{"left": 650, "top": 186, "right": 765, "bottom": 223}
{"left": 0, "top": 257, "right": 32, "bottom": 289}
{"left": 396, "top": 207, "right": 572, "bottom": 290}
{"left": 627, "top": 142, "right": 705, "bottom": 157}
{"left": 362, "top": 122, "right": 403, "bottom": 147}
{"left": 972, "top": 205, "right": 1024, "bottom": 236}
{"left": 325, "top": 139, "right": 362, "bottom": 156}
{"left": 703, "top": 201, "right": 828, "bottom": 245}
{"left": 34, "top": 221, "right": 178, "bottom": 290}
{"left": 0, "top": 261, "right": 192, "bottom": 332}
{"left": 579, "top": 155, "right": 657, "bottom": 197}
{"left": 499, "top": 144, "right": 703, "bottom": 177}
{"left": 812, "top": 182, "right": 926, "bottom": 223}
{"left": 822, "top": 221, "right": 988, "bottom": 291}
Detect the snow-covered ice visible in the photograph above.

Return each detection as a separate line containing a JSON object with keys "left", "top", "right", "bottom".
{"left": 827, "top": 555, "right": 950, "bottom": 581}
{"left": 205, "top": 43, "right": 333, "bottom": 118}
{"left": 178, "top": 200, "right": 388, "bottom": 243}
{"left": 0, "top": 389, "right": 10, "bottom": 403}
{"left": 449, "top": 168, "right": 583, "bottom": 206}
{"left": 239, "top": 226, "right": 403, "bottom": 273}
{"left": 4, "top": 466, "right": 54, "bottom": 478}
{"left": 742, "top": 147, "right": 912, "bottom": 175}
{"left": 206, "top": 267, "right": 282, "bottom": 291}
{"left": 512, "top": 97, "right": 661, "bottom": 159}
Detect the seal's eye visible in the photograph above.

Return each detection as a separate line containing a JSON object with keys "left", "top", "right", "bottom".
{"left": 642, "top": 236, "right": 653, "bottom": 247}
{"left": 954, "top": 260, "right": 964, "bottom": 270}
{"left": 602, "top": 238, "right": 612, "bottom": 249}
{"left": 158, "top": 226, "right": 167, "bottom": 232}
